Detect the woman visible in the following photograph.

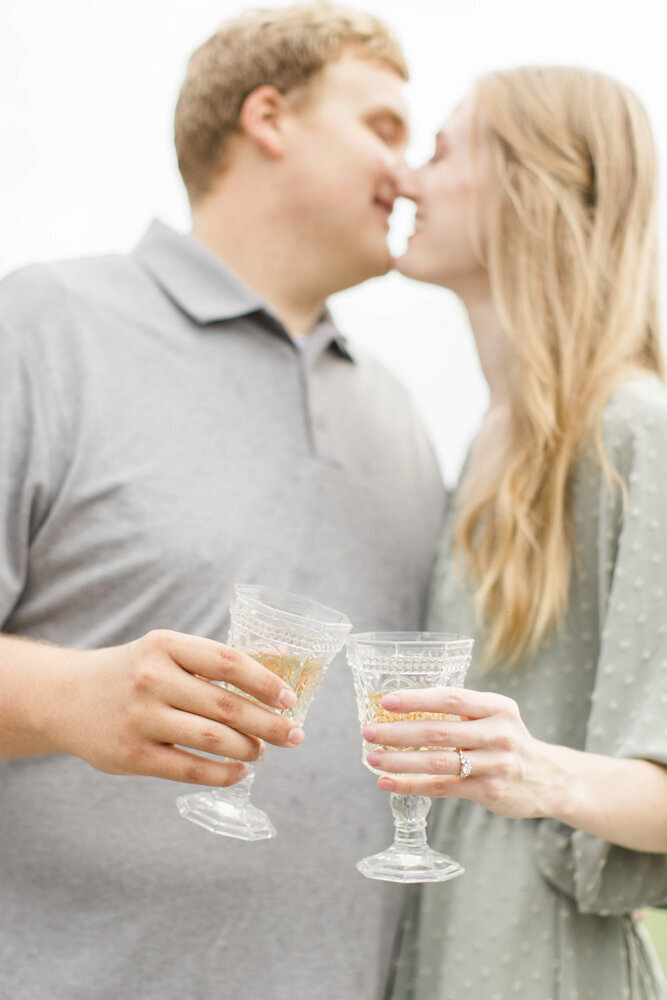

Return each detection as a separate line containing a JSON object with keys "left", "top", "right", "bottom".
{"left": 364, "top": 67, "right": 667, "bottom": 999}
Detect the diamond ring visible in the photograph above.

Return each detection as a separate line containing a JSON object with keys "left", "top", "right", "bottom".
{"left": 456, "top": 748, "right": 472, "bottom": 780}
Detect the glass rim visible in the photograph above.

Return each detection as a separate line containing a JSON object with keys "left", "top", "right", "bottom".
{"left": 346, "top": 631, "right": 473, "bottom": 650}
{"left": 232, "top": 583, "right": 352, "bottom": 632}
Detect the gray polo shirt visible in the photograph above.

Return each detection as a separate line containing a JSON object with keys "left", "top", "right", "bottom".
{"left": 0, "top": 220, "right": 444, "bottom": 1000}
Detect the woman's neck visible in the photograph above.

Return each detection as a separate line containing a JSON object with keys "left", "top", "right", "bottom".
{"left": 460, "top": 282, "right": 511, "bottom": 412}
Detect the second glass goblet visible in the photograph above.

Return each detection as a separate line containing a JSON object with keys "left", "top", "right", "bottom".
{"left": 346, "top": 631, "right": 473, "bottom": 882}
{"left": 176, "top": 584, "right": 351, "bottom": 840}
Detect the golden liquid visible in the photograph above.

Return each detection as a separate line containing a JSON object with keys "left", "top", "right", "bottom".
{"left": 367, "top": 691, "right": 458, "bottom": 752}
{"left": 232, "top": 652, "right": 325, "bottom": 722}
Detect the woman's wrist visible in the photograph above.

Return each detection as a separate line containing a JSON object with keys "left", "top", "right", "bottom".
{"left": 528, "top": 738, "right": 588, "bottom": 826}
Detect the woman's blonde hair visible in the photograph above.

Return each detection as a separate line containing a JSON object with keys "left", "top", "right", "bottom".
{"left": 174, "top": 1, "right": 407, "bottom": 202}
{"left": 455, "top": 66, "right": 664, "bottom": 666}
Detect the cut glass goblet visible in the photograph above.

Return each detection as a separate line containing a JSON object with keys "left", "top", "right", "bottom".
{"left": 176, "top": 584, "right": 351, "bottom": 840}
{"left": 346, "top": 631, "right": 473, "bottom": 882}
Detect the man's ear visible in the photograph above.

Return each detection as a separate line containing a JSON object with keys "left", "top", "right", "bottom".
{"left": 238, "top": 85, "right": 288, "bottom": 158}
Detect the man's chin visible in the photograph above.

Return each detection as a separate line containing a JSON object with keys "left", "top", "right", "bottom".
{"left": 365, "top": 248, "right": 393, "bottom": 280}
{"left": 342, "top": 243, "right": 395, "bottom": 286}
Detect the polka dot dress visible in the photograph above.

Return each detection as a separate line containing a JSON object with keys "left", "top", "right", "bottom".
{"left": 389, "top": 378, "right": 667, "bottom": 1000}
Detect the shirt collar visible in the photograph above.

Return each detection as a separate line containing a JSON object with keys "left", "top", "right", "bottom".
{"left": 133, "top": 219, "right": 356, "bottom": 362}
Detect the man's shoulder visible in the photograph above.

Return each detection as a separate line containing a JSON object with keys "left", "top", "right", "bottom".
{"left": 0, "top": 247, "right": 176, "bottom": 356}
{"left": 0, "top": 251, "right": 145, "bottom": 318}
{"left": 340, "top": 341, "right": 443, "bottom": 478}
{"left": 344, "top": 341, "right": 412, "bottom": 393}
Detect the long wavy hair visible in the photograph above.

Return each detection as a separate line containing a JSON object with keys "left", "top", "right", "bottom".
{"left": 455, "top": 66, "right": 664, "bottom": 666}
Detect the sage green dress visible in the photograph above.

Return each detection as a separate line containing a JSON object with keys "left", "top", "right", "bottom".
{"left": 390, "top": 378, "right": 667, "bottom": 1000}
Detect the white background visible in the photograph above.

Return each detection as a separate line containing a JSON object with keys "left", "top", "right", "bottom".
{"left": 2, "top": 0, "right": 665, "bottom": 484}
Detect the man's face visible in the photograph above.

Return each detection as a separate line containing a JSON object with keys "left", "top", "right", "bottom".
{"left": 281, "top": 53, "right": 410, "bottom": 290}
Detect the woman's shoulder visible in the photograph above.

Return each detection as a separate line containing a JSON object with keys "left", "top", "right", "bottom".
{"left": 603, "top": 374, "right": 667, "bottom": 427}
{"left": 600, "top": 375, "right": 667, "bottom": 463}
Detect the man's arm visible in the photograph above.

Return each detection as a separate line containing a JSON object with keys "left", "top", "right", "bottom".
{"left": 0, "top": 630, "right": 304, "bottom": 785}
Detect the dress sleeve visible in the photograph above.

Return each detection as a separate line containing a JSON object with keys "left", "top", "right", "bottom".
{"left": 533, "top": 384, "right": 667, "bottom": 914}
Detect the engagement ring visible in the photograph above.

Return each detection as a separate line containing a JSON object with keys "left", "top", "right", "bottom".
{"left": 456, "top": 748, "right": 472, "bottom": 780}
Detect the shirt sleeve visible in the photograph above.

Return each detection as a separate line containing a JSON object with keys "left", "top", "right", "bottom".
{"left": 0, "top": 321, "right": 52, "bottom": 626}
{"left": 533, "top": 383, "right": 667, "bottom": 914}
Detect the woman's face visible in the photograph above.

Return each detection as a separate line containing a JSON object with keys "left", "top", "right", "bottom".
{"left": 395, "top": 98, "right": 491, "bottom": 294}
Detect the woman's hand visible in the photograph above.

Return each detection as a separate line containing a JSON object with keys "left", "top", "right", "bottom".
{"left": 363, "top": 685, "right": 667, "bottom": 852}
{"left": 363, "top": 686, "right": 559, "bottom": 820}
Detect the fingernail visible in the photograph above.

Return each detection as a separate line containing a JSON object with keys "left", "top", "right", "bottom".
{"left": 362, "top": 726, "right": 377, "bottom": 741}
{"left": 367, "top": 751, "right": 382, "bottom": 766}
{"left": 379, "top": 778, "right": 394, "bottom": 791}
{"left": 288, "top": 727, "right": 304, "bottom": 745}
{"left": 381, "top": 694, "right": 400, "bottom": 710}
{"left": 278, "top": 688, "right": 296, "bottom": 709}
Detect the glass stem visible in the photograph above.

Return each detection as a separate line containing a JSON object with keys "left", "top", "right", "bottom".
{"left": 211, "top": 766, "right": 256, "bottom": 804}
{"left": 390, "top": 793, "right": 431, "bottom": 850}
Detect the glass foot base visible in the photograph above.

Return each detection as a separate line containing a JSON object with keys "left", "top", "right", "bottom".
{"left": 175, "top": 790, "right": 276, "bottom": 841}
{"left": 356, "top": 844, "right": 465, "bottom": 883}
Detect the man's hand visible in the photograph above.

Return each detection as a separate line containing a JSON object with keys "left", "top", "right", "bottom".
{"left": 0, "top": 630, "right": 304, "bottom": 786}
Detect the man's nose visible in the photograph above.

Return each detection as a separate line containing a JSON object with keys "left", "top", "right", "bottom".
{"left": 392, "top": 161, "right": 419, "bottom": 201}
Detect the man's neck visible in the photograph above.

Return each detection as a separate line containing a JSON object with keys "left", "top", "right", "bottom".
{"left": 191, "top": 203, "right": 327, "bottom": 337}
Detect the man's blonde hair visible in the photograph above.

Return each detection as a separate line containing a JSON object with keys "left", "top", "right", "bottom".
{"left": 454, "top": 66, "right": 663, "bottom": 666}
{"left": 174, "top": 1, "right": 408, "bottom": 202}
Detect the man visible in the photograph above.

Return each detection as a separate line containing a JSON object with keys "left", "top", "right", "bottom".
{"left": 0, "top": 4, "right": 444, "bottom": 998}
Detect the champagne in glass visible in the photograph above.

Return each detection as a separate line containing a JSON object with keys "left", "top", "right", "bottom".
{"left": 227, "top": 651, "right": 326, "bottom": 723}
{"left": 366, "top": 690, "right": 459, "bottom": 750}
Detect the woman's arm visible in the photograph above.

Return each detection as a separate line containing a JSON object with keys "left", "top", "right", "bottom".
{"left": 363, "top": 686, "right": 667, "bottom": 853}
